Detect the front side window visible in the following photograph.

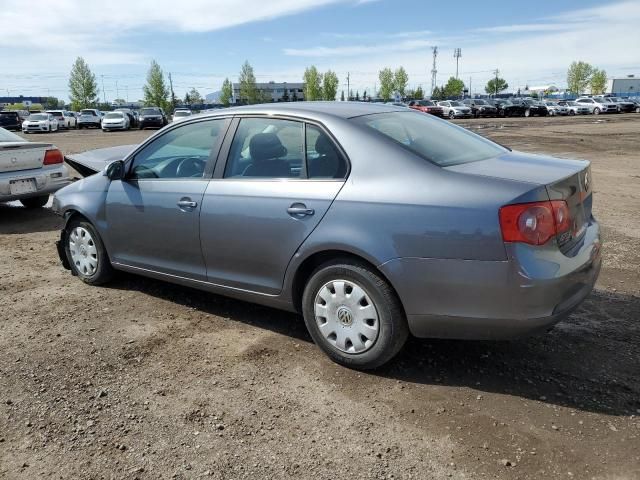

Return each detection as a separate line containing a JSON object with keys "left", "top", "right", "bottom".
{"left": 224, "top": 118, "right": 304, "bottom": 178}
{"left": 353, "top": 111, "right": 506, "bottom": 167}
{"left": 130, "top": 119, "right": 225, "bottom": 179}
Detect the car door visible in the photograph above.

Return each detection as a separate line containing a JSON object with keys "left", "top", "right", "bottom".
{"left": 105, "top": 117, "right": 229, "bottom": 280}
{"left": 200, "top": 117, "right": 348, "bottom": 294}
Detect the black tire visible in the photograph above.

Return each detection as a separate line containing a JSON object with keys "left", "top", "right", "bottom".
{"left": 302, "top": 259, "right": 409, "bottom": 370}
{"left": 64, "top": 218, "right": 114, "bottom": 285}
{"left": 448, "top": 110, "right": 455, "bottom": 119}
{"left": 20, "top": 195, "right": 49, "bottom": 208}
{"left": 593, "top": 107, "right": 600, "bottom": 115}
{"left": 569, "top": 110, "right": 575, "bottom": 116}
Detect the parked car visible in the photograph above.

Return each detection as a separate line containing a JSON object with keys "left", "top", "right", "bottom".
{"left": 489, "top": 99, "right": 526, "bottom": 117}
{"left": 22, "top": 113, "right": 59, "bottom": 133}
{"left": 114, "top": 108, "right": 138, "bottom": 128}
{"left": 102, "top": 111, "right": 131, "bottom": 132}
{"left": 461, "top": 98, "right": 498, "bottom": 118}
{"left": 407, "top": 100, "right": 444, "bottom": 117}
{"left": 557, "top": 100, "right": 591, "bottom": 115}
{"left": 0, "top": 111, "right": 24, "bottom": 131}
{"left": 53, "top": 103, "right": 601, "bottom": 369}
{"left": 172, "top": 109, "right": 193, "bottom": 123}
{"left": 544, "top": 101, "right": 570, "bottom": 116}
{"left": 0, "top": 127, "right": 70, "bottom": 207}
{"left": 575, "top": 97, "right": 618, "bottom": 115}
{"left": 138, "top": 107, "right": 168, "bottom": 129}
{"left": 47, "top": 110, "right": 77, "bottom": 129}
{"left": 437, "top": 101, "right": 472, "bottom": 119}
{"left": 602, "top": 96, "right": 636, "bottom": 113}
{"left": 512, "top": 98, "right": 548, "bottom": 117}
{"left": 78, "top": 109, "right": 103, "bottom": 128}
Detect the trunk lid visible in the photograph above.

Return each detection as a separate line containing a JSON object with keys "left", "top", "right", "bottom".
{"left": 446, "top": 151, "right": 592, "bottom": 254}
{"left": 0, "top": 142, "right": 50, "bottom": 173}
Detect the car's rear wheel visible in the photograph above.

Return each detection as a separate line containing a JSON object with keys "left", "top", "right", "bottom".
{"left": 65, "top": 219, "right": 114, "bottom": 285}
{"left": 569, "top": 110, "right": 575, "bottom": 116}
{"left": 448, "top": 110, "right": 455, "bottom": 119}
{"left": 593, "top": 107, "right": 600, "bottom": 115}
{"left": 20, "top": 195, "right": 49, "bottom": 208}
{"left": 302, "top": 260, "right": 408, "bottom": 370}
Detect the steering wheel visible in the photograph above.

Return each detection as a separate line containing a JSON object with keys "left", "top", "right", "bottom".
{"left": 176, "top": 156, "right": 206, "bottom": 177}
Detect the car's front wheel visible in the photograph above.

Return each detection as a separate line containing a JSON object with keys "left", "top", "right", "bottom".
{"left": 65, "top": 219, "right": 114, "bottom": 285}
{"left": 302, "top": 260, "right": 408, "bottom": 370}
{"left": 593, "top": 107, "right": 600, "bottom": 115}
{"left": 448, "top": 110, "right": 455, "bottom": 119}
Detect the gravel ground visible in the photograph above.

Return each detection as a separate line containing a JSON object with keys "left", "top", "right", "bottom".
{"left": 1, "top": 116, "right": 639, "bottom": 479}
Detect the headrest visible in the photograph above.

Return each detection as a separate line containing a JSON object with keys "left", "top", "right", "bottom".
{"left": 250, "top": 133, "right": 287, "bottom": 162}
{"left": 315, "top": 134, "right": 336, "bottom": 156}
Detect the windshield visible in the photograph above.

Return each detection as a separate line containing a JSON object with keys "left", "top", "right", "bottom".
{"left": 47, "top": 111, "right": 63, "bottom": 116}
{"left": 105, "top": 113, "right": 123, "bottom": 119}
{"left": 29, "top": 114, "right": 48, "bottom": 120}
{"left": 0, "top": 112, "right": 18, "bottom": 117}
{"left": 417, "top": 100, "right": 435, "bottom": 106}
{"left": 353, "top": 111, "right": 506, "bottom": 167}
{"left": 141, "top": 108, "right": 161, "bottom": 115}
{"left": 0, "top": 127, "right": 25, "bottom": 142}
{"left": 80, "top": 110, "right": 96, "bottom": 115}
{"left": 449, "top": 101, "right": 463, "bottom": 106}
{"left": 474, "top": 99, "right": 487, "bottom": 105}
{"left": 174, "top": 111, "right": 191, "bottom": 116}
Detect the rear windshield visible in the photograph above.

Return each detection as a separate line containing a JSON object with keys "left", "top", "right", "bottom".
{"left": 80, "top": 110, "right": 96, "bottom": 115}
{"left": 47, "top": 111, "right": 63, "bottom": 116}
{"left": 417, "top": 100, "right": 435, "bottom": 106}
{"left": 0, "top": 112, "right": 18, "bottom": 117}
{"left": 141, "top": 108, "right": 161, "bottom": 115}
{"left": 0, "top": 128, "right": 24, "bottom": 142}
{"left": 353, "top": 111, "right": 506, "bottom": 167}
{"left": 105, "top": 113, "right": 123, "bottom": 119}
{"left": 174, "top": 111, "right": 191, "bottom": 116}
{"left": 449, "top": 101, "right": 463, "bottom": 106}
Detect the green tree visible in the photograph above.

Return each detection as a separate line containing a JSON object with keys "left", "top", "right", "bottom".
{"left": 393, "top": 67, "right": 409, "bottom": 97}
{"left": 220, "top": 78, "right": 233, "bottom": 106}
{"left": 44, "top": 97, "right": 62, "bottom": 109}
{"left": 187, "top": 88, "right": 203, "bottom": 105}
{"left": 567, "top": 61, "right": 594, "bottom": 95}
{"left": 184, "top": 92, "right": 191, "bottom": 105}
{"left": 378, "top": 67, "right": 394, "bottom": 102}
{"left": 68, "top": 57, "right": 99, "bottom": 111}
{"left": 590, "top": 69, "right": 607, "bottom": 95}
{"left": 355, "top": 90, "right": 360, "bottom": 101}
{"left": 142, "top": 60, "right": 169, "bottom": 109}
{"left": 442, "top": 77, "right": 464, "bottom": 97}
{"left": 238, "top": 61, "right": 261, "bottom": 104}
{"left": 414, "top": 86, "right": 424, "bottom": 100}
{"left": 303, "top": 66, "right": 323, "bottom": 101}
{"left": 432, "top": 86, "right": 445, "bottom": 100}
{"left": 485, "top": 77, "right": 508, "bottom": 95}
{"left": 340, "top": 90, "right": 345, "bottom": 101}
{"left": 363, "top": 90, "right": 368, "bottom": 101}
{"left": 322, "top": 70, "right": 339, "bottom": 100}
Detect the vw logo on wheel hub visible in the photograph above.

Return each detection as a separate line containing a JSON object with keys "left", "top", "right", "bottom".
{"left": 336, "top": 306, "right": 353, "bottom": 327}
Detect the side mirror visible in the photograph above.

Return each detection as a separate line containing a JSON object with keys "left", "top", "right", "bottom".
{"left": 105, "top": 160, "right": 125, "bottom": 180}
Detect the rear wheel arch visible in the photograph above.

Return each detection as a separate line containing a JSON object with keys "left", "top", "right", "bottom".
{"left": 290, "top": 249, "right": 404, "bottom": 315}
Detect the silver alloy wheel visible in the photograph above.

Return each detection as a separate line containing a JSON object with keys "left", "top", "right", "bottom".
{"left": 68, "top": 227, "right": 98, "bottom": 277}
{"left": 314, "top": 279, "right": 379, "bottom": 354}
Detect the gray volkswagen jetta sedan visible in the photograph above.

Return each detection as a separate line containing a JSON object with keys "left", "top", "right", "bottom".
{"left": 53, "top": 102, "right": 601, "bottom": 369}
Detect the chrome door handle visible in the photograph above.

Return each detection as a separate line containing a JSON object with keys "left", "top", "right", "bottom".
{"left": 287, "top": 205, "right": 315, "bottom": 216}
{"left": 177, "top": 199, "right": 197, "bottom": 209}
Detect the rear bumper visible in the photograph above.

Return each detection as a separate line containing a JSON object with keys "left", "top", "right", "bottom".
{"left": 0, "top": 165, "right": 71, "bottom": 202}
{"left": 380, "top": 219, "right": 602, "bottom": 340}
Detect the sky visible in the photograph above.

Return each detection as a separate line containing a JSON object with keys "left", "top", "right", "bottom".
{"left": 1, "top": 0, "right": 639, "bottom": 102}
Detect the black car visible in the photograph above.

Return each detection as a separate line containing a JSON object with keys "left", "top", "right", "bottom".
{"left": 512, "top": 98, "right": 548, "bottom": 117}
{"left": 138, "top": 107, "right": 168, "bottom": 129}
{"left": 0, "top": 111, "right": 24, "bottom": 131}
{"left": 461, "top": 98, "right": 498, "bottom": 118}
{"left": 490, "top": 99, "right": 526, "bottom": 117}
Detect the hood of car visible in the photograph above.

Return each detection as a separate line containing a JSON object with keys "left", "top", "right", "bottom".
{"left": 64, "top": 144, "right": 137, "bottom": 176}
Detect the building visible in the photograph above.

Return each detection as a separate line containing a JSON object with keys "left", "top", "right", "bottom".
{"left": 0, "top": 96, "right": 48, "bottom": 108}
{"left": 232, "top": 81, "right": 305, "bottom": 104}
{"left": 607, "top": 75, "right": 640, "bottom": 96}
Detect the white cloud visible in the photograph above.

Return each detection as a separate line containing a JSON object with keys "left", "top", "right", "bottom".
{"left": 475, "top": 23, "right": 569, "bottom": 34}
{"left": 284, "top": 39, "right": 434, "bottom": 57}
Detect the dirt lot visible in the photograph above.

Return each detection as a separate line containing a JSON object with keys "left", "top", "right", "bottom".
{"left": 1, "top": 116, "right": 639, "bottom": 479}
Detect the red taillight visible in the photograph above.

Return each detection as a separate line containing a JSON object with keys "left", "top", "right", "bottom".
{"left": 43, "top": 149, "right": 63, "bottom": 165}
{"left": 499, "top": 200, "right": 571, "bottom": 245}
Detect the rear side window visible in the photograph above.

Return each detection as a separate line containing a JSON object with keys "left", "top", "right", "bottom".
{"left": 305, "top": 125, "right": 347, "bottom": 179}
{"left": 224, "top": 118, "right": 304, "bottom": 178}
{"left": 353, "top": 111, "right": 506, "bottom": 167}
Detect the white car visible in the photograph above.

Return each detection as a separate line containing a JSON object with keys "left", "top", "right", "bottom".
{"left": 78, "top": 109, "right": 103, "bottom": 129}
{"left": 47, "top": 110, "right": 77, "bottom": 129}
{"left": 22, "top": 113, "right": 59, "bottom": 133}
{"left": 544, "top": 101, "right": 570, "bottom": 116}
{"left": 101, "top": 111, "right": 130, "bottom": 131}
{"left": 437, "top": 101, "right": 473, "bottom": 119}
{"left": 172, "top": 109, "right": 193, "bottom": 122}
{"left": 0, "top": 127, "right": 70, "bottom": 207}
{"left": 575, "top": 97, "right": 618, "bottom": 114}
